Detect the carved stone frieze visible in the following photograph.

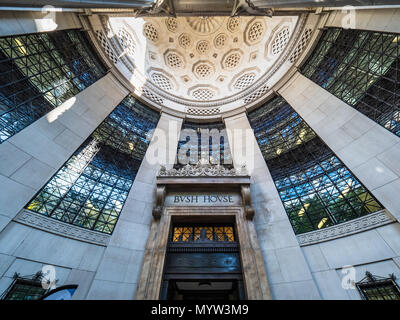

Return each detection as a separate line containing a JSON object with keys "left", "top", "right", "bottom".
{"left": 297, "top": 210, "right": 395, "bottom": 246}
{"left": 14, "top": 209, "right": 110, "bottom": 246}
{"left": 158, "top": 163, "right": 249, "bottom": 177}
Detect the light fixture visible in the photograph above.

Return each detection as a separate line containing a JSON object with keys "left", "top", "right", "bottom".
{"left": 198, "top": 281, "right": 211, "bottom": 287}
{"left": 14, "top": 38, "right": 27, "bottom": 55}
{"left": 318, "top": 218, "right": 328, "bottom": 229}
{"left": 298, "top": 203, "right": 310, "bottom": 217}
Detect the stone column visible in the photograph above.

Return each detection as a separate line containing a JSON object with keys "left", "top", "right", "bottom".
{"left": 279, "top": 72, "right": 400, "bottom": 223}
{"left": 0, "top": 11, "right": 82, "bottom": 37}
{"left": 86, "top": 112, "right": 183, "bottom": 300}
{"left": 224, "top": 112, "right": 321, "bottom": 300}
{"left": 0, "top": 73, "right": 128, "bottom": 233}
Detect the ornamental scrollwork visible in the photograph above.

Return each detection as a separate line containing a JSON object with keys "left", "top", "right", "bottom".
{"left": 158, "top": 163, "right": 249, "bottom": 177}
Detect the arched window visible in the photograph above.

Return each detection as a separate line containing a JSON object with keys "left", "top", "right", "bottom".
{"left": 175, "top": 121, "right": 232, "bottom": 168}
{"left": 301, "top": 28, "right": 400, "bottom": 137}
{"left": 248, "top": 96, "right": 383, "bottom": 234}
{"left": 0, "top": 29, "right": 106, "bottom": 143}
{"left": 25, "top": 95, "right": 159, "bottom": 234}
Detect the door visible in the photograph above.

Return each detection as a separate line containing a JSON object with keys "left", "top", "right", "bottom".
{"left": 160, "top": 223, "right": 245, "bottom": 300}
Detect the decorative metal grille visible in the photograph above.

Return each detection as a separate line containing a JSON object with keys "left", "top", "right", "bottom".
{"left": 191, "top": 88, "right": 215, "bottom": 101}
{"left": 248, "top": 96, "right": 384, "bottom": 235}
{"left": 171, "top": 225, "right": 235, "bottom": 243}
{"left": 25, "top": 95, "right": 160, "bottom": 234}
{"left": 175, "top": 121, "right": 233, "bottom": 168}
{"left": 356, "top": 272, "right": 400, "bottom": 300}
{"left": 0, "top": 29, "right": 106, "bottom": 143}
{"left": 301, "top": 28, "right": 400, "bottom": 137}
{"left": 1, "top": 272, "right": 50, "bottom": 300}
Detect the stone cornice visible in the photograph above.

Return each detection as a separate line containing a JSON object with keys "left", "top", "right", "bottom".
{"left": 297, "top": 210, "right": 395, "bottom": 246}
{"left": 14, "top": 209, "right": 111, "bottom": 246}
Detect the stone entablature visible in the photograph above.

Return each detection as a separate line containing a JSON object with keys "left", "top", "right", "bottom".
{"left": 297, "top": 210, "right": 395, "bottom": 246}
{"left": 153, "top": 163, "right": 254, "bottom": 220}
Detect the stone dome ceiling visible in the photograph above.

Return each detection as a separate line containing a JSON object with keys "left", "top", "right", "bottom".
{"left": 90, "top": 13, "right": 319, "bottom": 117}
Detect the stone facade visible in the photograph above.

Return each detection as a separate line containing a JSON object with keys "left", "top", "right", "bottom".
{"left": 0, "top": 8, "right": 400, "bottom": 301}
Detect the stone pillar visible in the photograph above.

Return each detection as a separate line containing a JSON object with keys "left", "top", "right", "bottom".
{"left": 224, "top": 112, "right": 321, "bottom": 300}
{"left": 86, "top": 112, "right": 183, "bottom": 300}
{"left": 279, "top": 72, "right": 400, "bottom": 223}
{"left": 0, "top": 73, "right": 128, "bottom": 233}
{"left": 0, "top": 10, "right": 82, "bottom": 37}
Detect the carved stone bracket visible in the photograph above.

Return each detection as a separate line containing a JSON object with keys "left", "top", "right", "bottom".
{"left": 152, "top": 185, "right": 166, "bottom": 219}
{"left": 241, "top": 185, "right": 255, "bottom": 220}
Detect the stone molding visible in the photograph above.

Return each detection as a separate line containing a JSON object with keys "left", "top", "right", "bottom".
{"left": 158, "top": 163, "right": 249, "bottom": 177}
{"left": 136, "top": 207, "right": 272, "bottom": 300}
{"left": 297, "top": 210, "right": 395, "bottom": 246}
{"left": 14, "top": 209, "right": 110, "bottom": 246}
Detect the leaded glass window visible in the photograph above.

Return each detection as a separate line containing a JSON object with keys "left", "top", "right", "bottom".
{"left": 1, "top": 272, "right": 48, "bottom": 300}
{"left": 175, "top": 121, "right": 232, "bottom": 168}
{"left": 248, "top": 96, "right": 384, "bottom": 235}
{"left": 356, "top": 272, "right": 400, "bottom": 300}
{"left": 25, "top": 95, "right": 159, "bottom": 234}
{"left": 0, "top": 29, "right": 106, "bottom": 143}
{"left": 171, "top": 225, "right": 235, "bottom": 243}
{"left": 301, "top": 28, "right": 400, "bottom": 136}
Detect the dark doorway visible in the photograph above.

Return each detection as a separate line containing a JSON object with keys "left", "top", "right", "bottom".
{"left": 166, "top": 280, "right": 242, "bottom": 300}
{"left": 160, "top": 222, "right": 245, "bottom": 300}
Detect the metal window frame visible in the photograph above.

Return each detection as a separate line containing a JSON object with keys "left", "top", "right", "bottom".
{"left": 0, "top": 272, "right": 55, "bottom": 300}
{"left": 301, "top": 27, "right": 400, "bottom": 137}
{"left": 248, "top": 96, "right": 384, "bottom": 235}
{"left": 356, "top": 271, "right": 400, "bottom": 300}
{"left": 0, "top": 29, "right": 107, "bottom": 143}
{"left": 25, "top": 95, "right": 160, "bottom": 234}
{"left": 175, "top": 121, "right": 233, "bottom": 168}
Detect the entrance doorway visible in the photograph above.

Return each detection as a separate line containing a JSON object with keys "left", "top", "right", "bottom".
{"left": 160, "top": 223, "right": 245, "bottom": 300}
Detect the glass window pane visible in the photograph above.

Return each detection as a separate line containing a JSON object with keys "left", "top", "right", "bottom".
{"left": 0, "top": 29, "right": 106, "bottom": 143}
{"left": 248, "top": 96, "right": 384, "bottom": 235}
{"left": 25, "top": 95, "right": 160, "bottom": 234}
{"left": 301, "top": 28, "right": 400, "bottom": 137}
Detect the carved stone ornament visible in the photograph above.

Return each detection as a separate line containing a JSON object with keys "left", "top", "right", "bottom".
{"left": 158, "top": 163, "right": 249, "bottom": 177}
{"left": 14, "top": 209, "right": 110, "bottom": 246}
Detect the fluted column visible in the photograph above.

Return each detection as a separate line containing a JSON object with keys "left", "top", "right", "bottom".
{"left": 0, "top": 73, "right": 128, "bottom": 233}
{"left": 279, "top": 72, "right": 400, "bottom": 222}
{"left": 224, "top": 112, "right": 321, "bottom": 300}
{"left": 86, "top": 112, "right": 183, "bottom": 300}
